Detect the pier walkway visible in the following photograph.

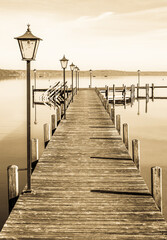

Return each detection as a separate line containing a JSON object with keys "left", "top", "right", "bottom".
{"left": 1, "top": 89, "right": 167, "bottom": 239}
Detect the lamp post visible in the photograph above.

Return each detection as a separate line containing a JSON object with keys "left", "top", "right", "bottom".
{"left": 60, "top": 55, "right": 68, "bottom": 119}
{"left": 15, "top": 24, "right": 42, "bottom": 192}
{"left": 33, "top": 69, "right": 37, "bottom": 89}
{"left": 74, "top": 66, "right": 78, "bottom": 95}
{"left": 137, "top": 70, "right": 140, "bottom": 86}
{"left": 89, "top": 69, "right": 92, "bottom": 88}
{"left": 77, "top": 67, "right": 80, "bottom": 90}
{"left": 70, "top": 63, "right": 75, "bottom": 102}
{"left": 33, "top": 69, "right": 37, "bottom": 125}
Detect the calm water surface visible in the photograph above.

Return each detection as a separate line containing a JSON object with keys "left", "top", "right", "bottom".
{"left": 0, "top": 75, "right": 167, "bottom": 229}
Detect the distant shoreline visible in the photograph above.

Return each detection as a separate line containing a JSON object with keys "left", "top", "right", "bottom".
{"left": 1, "top": 69, "right": 167, "bottom": 78}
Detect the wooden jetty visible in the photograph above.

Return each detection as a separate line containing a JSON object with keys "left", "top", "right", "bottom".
{"left": 1, "top": 89, "right": 167, "bottom": 239}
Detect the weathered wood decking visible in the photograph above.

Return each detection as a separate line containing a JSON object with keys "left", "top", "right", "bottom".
{"left": 1, "top": 89, "right": 167, "bottom": 239}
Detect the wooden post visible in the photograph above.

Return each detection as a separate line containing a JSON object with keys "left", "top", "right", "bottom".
{"left": 137, "top": 83, "right": 139, "bottom": 99}
{"left": 108, "top": 103, "right": 112, "bottom": 116}
{"left": 146, "top": 84, "right": 149, "bottom": 102}
{"left": 151, "top": 166, "right": 162, "bottom": 212}
{"left": 132, "top": 139, "right": 140, "bottom": 170}
{"left": 111, "top": 108, "right": 115, "bottom": 125}
{"left": 130, "top": 85, "right": 133, "bottom": 99}
{"left": 31, "top": 138, "right": 39, "bottom": 172}
{"left": 105, "top": 86, "right": 109, "bottom": 100}
{"left": 130, "top": 85, "right": 133, "bottom": 107}
{"left": 32, "top": 85, "right": 34, "bottom": 108}
{"left": 113, "top": 84, "right": 115, "bottom": 108}
{"left": 61, "top": 103, "right": 64, "bottom": 118}
{"left": 51, "top": 114, "right": 57, "bottom": 135}
{"left": 31, "top": 138, "right": 39, "bottom": 162}
{"left": 116, "top": 115, "right": 121, "bottom": 135}
{"left": 123, "top": 123, "right": 129, "bottom": 149}
{"left": 152, "top": 83, "right": 154, "bottom": 101}
{"left": 57, "top": 105, "right": 61, "bottom": 123}
{"left": 44, "top": 123, "right": 50, "bottom": 148}
{"left": 7, "top": 165, "right": 19, "bottom": 213}
{"left": 124, "top": 86, "right": 126, "bottom": 109}
{"left": 107, "top": 102, "right": 110, "bottom": 115}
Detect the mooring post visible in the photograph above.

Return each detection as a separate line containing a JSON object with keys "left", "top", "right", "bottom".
{"left": 146, "top": 84, "right": 149, "bottom": 102}
{"left": 57, "top": 105, "right": 61, "bottom": 123}
{"left": 108, "top": 103, "right": 112, "bottom": 116}
{"left": 123, "top": 123, "right": 129, "bottom": 149}
{"left": 151, "top": 166, "right": 162, "bottom": 212}
{"left": 105, "top": 86, "right": 109, "bottom": 100}
{"left": 113, "top": 84, "right": 115, "bottom": 108}
{"left": 111, "top": 108, "right": 115, "bottom": 125}
{"left": 32, "top": 85, "right": 34, "bottom": 108}
{"left": 130, "top": 85, "right": 133, "bottom": 107}
{"left": 116, "top": 114, "right": 121, "bottom": 135}
{"left": 137, "top": 83, "right": 139, "bottom": 99}
{"left": 7, "top": 165, "right": 19, "bottom": 213}
{"left": 51, "top": 114, "right": 57, "bottom": 135}
{"left": 132, "top": 139, "right": 140, "bottom": 170}
{"left": 61, "top": 103, "right": 64, "bottom": 118}
{"left": 31, "top": 138, "right": 39, "bottom": 172}
{"left": 124, "top": 86, "right": 126, "bottom": 109}
{"left": 152, "top": 83, "right": 154, "bottom": 101}
{"left": 130, "top": 85, "right": 133, "bottom": 98}
{"left": 31, "top": 138, "right": 39, "bottom": 162}
{"left": 44, "top": 123, "right": 51, "bottom": 148}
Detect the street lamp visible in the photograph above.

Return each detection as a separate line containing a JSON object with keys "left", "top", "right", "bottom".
{"left": 70, "top": 63, "right": 75, "bottom": 102}
{"left": 89, "top": 69, "right": 92, "bottom": 88}
{"left": 15, "top": 24, "right": 42, "bottom": 192}
{"left": 77, "top": 67, "right": 80, "bottom": 90}
{"left": 137, "top": 70, "right": 140, "bottom": 86}
{"left": 74, "top": 66, "right": 78, "bottom": 95}
{"left": 33, "top": 69, "right": 37, "bottom": 125}
{"left": 60, "top": 55, "right": 68, "bottom": 119}
{"left": 33, "top": 69, "right": 37, "bottom": 89}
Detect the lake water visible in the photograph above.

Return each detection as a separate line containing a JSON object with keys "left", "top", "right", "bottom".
{"left": 0, "top": 74, "right": 167, "bottom": 230}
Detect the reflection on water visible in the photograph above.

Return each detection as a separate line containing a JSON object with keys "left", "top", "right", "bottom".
{"left": 0, "top": 75, "right": 167, "bottom": 229}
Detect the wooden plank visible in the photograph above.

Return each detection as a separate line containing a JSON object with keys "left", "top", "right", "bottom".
{"left": 0, "top": 89, "right": 167, "bottom": 239}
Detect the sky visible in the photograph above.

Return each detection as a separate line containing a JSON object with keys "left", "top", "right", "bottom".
{"left": 1, "top": 0, "right": 167, "bottom": 71}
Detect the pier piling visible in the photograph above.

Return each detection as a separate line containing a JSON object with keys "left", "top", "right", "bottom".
{"left": 116, "top": 114, "right": 121, "bottom": 135}
{"left": 132, "top": 139, "right": 140, "bottom": 170}
{"left": 51, "top": 113, "right": 57, "bottom": 135}
{"left": 44, "top": 123, "right": 51, "bottom": 148}
{"left": 123, "top": 123, "right": 129, "bottom": 149}
{"left": 151, "top": 166, "right": 162, "bottom": 212}
{"left": 31, "top": 138, "right": 39, "bottom": 171}
{"left": 111, "top": 108, "right": 115, "bottom": 125}
{"left": 7, "top": 165, "right": 19, "bottom": 213}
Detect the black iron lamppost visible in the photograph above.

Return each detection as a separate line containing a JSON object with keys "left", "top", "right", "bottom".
{"left": 70, "top": 63, "right": 75, "bottom": 102}
{"left": 33, "top": 69, "right": 38, "bottom": 125}
{"left": 60, "top": 55, "right": 68, "bottom": 119}
{"left": 15, "top": 24, "right": 42, "bottom": 192}
{"left": 74, "top": 66, "right": 78, "bottom": 95}
{"left": 89, "top": 69, "right": 92, "bottom": 88}
{"left": 137, "top": 70, "right": 140, "bottom": 86}
{"left": 33, "top": 69, "right": 37, "bottom": 89}
{"left": 77, "top": 67, "right": 80, "bottom": 90}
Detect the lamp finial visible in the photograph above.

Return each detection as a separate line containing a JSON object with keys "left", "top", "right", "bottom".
{"left": 27, "top": 24, "right": 31, "bottom": 31}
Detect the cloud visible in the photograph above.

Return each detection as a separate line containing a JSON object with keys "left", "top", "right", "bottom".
{"left": 77, "top": 11, "right": 113, "bottom": 23}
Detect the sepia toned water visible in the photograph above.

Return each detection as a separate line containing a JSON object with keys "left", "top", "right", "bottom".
{"left": 0, "top": 74, "right": 167, "bottom": 230}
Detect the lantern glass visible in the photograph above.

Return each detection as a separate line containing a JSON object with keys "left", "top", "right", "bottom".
{"left": 18, "top": 39, "right": 39, "bottom": 60}
{"left": 15, "top": 25, "right": 42, "bottom": 61}
{"left": 70, "top": 63, "right": 75, "bottom": 71}
{"left": 60, "top": 55, "right": 68, "bottom": 69}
